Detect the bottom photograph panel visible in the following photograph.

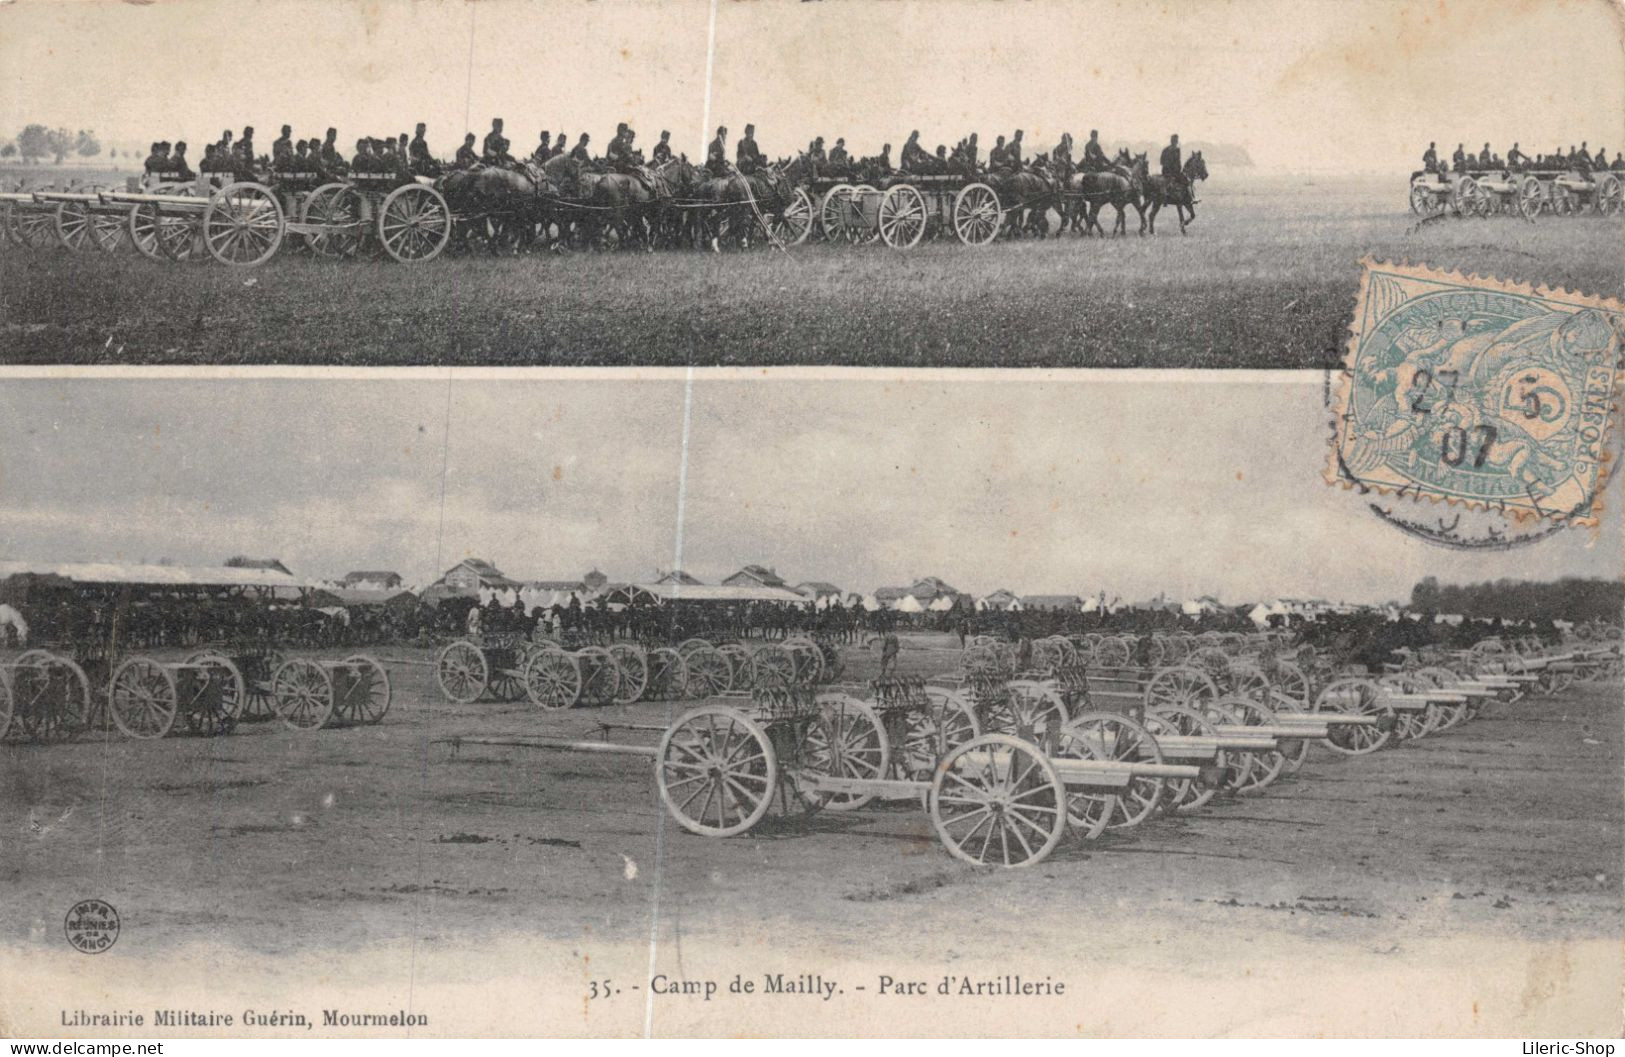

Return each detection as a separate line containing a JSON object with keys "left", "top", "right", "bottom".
{"left": 0, "top": 371, "right": 1619, "bottom": 1038}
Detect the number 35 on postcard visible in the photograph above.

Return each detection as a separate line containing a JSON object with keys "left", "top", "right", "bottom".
{"left": 1328, "top": 260, "right": 1622, "bottom": 525}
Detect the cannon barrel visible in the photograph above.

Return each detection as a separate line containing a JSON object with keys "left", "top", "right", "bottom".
{"left": 100, "top": 190, "right": 208, "bottom": 208}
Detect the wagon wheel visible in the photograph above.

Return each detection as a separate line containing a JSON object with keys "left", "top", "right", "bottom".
{"left": 128, "top": 203, "right": 193, "bottom": 261}
{"left": 787, "top": 639, "right": 824, "bottom": 684}
{"left": 806, "top": 693, "right": 889, "bottom": 811}
{"left": 14, "top": 207, "right": 57, "bottom": 249}
{"left": 270, "top": 658, "right": 334, "bottom": 731}
{"left": 647, "top": 646, "right": 689, "bottom": 700}
{"left": 487, "top": 657, "right": 527, "bottom": 702}
{"left": 181, "top": 653, "right": 244, "bottom": 737}
{"left": 379, "top": 184, "right": 452, "bottom": 263}
{"left": 576, "top": 646, "right": 622, "bottom": 705}
{"left": 1094, "top": 636, "right": 1132, "bottom": 668}
{"left": 108, "top": 657, "right": 179, "bottom": 740}
{"left": 719, "top": 643, "right": 754, "bottom": 690}
{"left": 768, "top": 187, "right": 814, "bottom": 246}
{"left": 1407, "top": 180, "right": 1427, "bottom": 215}
{"left": 1144, "top": 665, "right": 1218, "bottom": 712}
{"left": 1198, "top": 700, "right": 1254, "bottom": 792}
{"left": 44, "top": 655, "right": 95, "bottom": 736}
{"left": 656, "top": 704, "right": 777, "bottom": 837}
{"left": 1218, "top": 696, "right": 1285, "bottom": 793}
{"left": 1057, "top": 712, "right": 1165, "bottom": 830}
{"left": 0, "top": 671, "right": 12, "bottom": 741}
{"left": 1377, "top": 674, "right": 1431, "bottom": 742}
{"left": 1224, "top": 662, "right": 1272, "bottom": 702}
{"left": 676, "top": 638, "right": 711, "bottom": 659}
{"left": 300, "top": 183, "right": 363, "bottom": 258}
{"left": 877, "top": 184, "right": 927, "bottom": 249}
{"left": 952, "top": 182, "right": 1001, "bottom": 246}
{"left": 906, "top": 689, "right": 981, "bottom": 777}
{"left": 1413, "top": 666, "right": 1469, "bottom": 727}
{"left": 1142, "top": 705, "right": 1224, "bottom": 813}
{"left": 1312, "top": 677, "right": 1392, "bottom": 755}
{"left": 607, "top": 643, "right": 649, "bottom": 704}
{"left": 53, "top": 201, "right": 93, "bottom": 250}
{"left": 817, "top": 184, "right": 854, "bottom": 241}
{"left": 203, "top": 182, "right": 284, "bottom": 266}
{"left": 522, "top": 646, "right": 582, "bottom": 710}
{"left": 750, "top": 644, "right": 796, "bottom": 688}
{"left": 1269, "top": 660, "right": 1311, "bottom": 709}
{"left": 338, "top": 654, "right": 392, "bottom": 724}
{"left": 1517, "top": 176, "right": 1544, "bottom": 219}
{"left": 683, "top": 644, "right": 732, "bottom": 697}
{"left": 929, "top": 734, "right": 1066, "bottom": 868}
{"left": 90, "top": 210, "right": 127, "bottom": 252}
{"left": 1595, "top": 175, "right": 1623, "bottom": 216}
{"left": 1004, "top": 681, "right": 1070, "bottom": 750}
{"left": 433, "top": 640, "right": 487, "bottom": 703}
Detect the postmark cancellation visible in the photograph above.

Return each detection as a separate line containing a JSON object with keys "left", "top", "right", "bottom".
{"left": 1328, "top": 259, "right": 1622, "bottom": 526}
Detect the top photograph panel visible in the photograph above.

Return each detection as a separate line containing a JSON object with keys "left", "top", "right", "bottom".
{"left": 1, "top": 0, "right": 1620, "bottom": 367}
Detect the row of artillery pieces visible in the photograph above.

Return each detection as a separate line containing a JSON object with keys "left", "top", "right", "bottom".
{"left": 0, "top": 167, "right": 1042, "bottom": 267}
{"left": 0, "top": 645, "right": 391, "bottom": 743}
{"left": 1408, "top": 167, "right": 1624, "bottom": 220}
{"left": 424, "top": 635, "right": 842, "bottom": 709}
{"left": 441, "top": 634, "right": 1621, "bottom": 868}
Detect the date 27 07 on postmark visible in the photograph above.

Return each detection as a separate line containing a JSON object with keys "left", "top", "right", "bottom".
{"left": 1328, "top": 260, "right": 1622, "bottom": 526}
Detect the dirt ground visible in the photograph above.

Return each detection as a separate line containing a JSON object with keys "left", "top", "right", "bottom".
{"left": 3, "top": 174, "right": 1621, "bottom": 366}
{"left": 2, "top": 634, "right": 1620, "bottom": 1036}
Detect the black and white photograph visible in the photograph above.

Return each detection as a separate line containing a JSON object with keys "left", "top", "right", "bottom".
{"left": 1, "top": 0, "right": 1623, "bottom": 1044}
{"left": 0, "top": 0, "right": 1621, "bottom": 366}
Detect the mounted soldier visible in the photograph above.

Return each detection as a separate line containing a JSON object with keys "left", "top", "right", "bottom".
{"left": 604, "top": 123, "right": 633, "bottom": 168}
{"left": 531, "top": 131, "right": 552, "bottom": 165}
{"left": 1160, "top": 133, "right": 1186, "bottom": 188}
{"left": 1052, "top": 132, "right": 1073, "bottom": 169}
{"left": 707, "top": 125, "right": 729, "bottom": 177}
{"left": 735, "top": 123, "right": 763, "bottom": 175}
{"left": 1477, "top": 142, "right": 1492, "bottom": 168}
{"left": 569, "top": 132, "right": 592, "bottom": 163}
{"left": 650, "top": 130, "right": 673, "bottom": 165}
{"left": 410, "top": 123, "right": 439, "bottom": 175}
{"left": 1081, "top": 130, "right": 1110, "bottom": 173}
{"left": 901, "top": 129, "right": 935, "bottom": 173}
{"left": 1008, "top": 129, "right": 1025, "bottom": 167}
{"left": 483, "top": 118, "right": 515, "bottom": 167}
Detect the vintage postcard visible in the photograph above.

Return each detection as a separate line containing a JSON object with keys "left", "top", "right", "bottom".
{"left": 0, "top": 369, "right": 1620, "bottom": 1038}
{"left": 0, "top": 0, "right": 1620, "bottom": 366}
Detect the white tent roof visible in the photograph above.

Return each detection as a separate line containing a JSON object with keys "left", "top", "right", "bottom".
{"left": 860, "top": 594, "right": 881, "bottom": 612}
{"left": 0, "top": 558, "right": 309, "bottom": 590}
{"left": 894, "top": 594, "right": 925, "bottom": 613}
{"left": 620, "top": 582, "right": 808, "bottom": 604}
{"left": 928, "top": 595, "right": 956, "bottom": 611}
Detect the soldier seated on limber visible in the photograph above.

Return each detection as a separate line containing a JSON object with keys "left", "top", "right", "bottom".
{"left": 143, "top": 141, "right": 170, "bottom": 178}
{"left": 650, "top": 130, "right": 673, "bottom": 165}
{"left": 531, "top": 131, "right": 552, "bottom": 166}
{"left": 168, "top": 141, "right": 194, "bottom": 181}
{"left": 827, "top": 136, "right": 849, "bottom": 171}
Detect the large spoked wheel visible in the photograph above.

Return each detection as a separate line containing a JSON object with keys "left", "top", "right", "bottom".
{"left": 337, "top": 654, "right": 392, "bottom": 724}
{"left": 906, "top": 690, "right": 981, "bottom": 778}
{"left": 1313, "top": 677, "right": 1392, "bottom": 755}
{"left": 55, "top": 201, "right": 96, "bottom": 251}
{"left": 1220, "top": 697, "right": 1285, "bottom": 793}
{"left": 607, "top": 644, "right": 649, "bottom": 704}
{"left": 108, "top": 658, "right": 179, "bottom": 740}
{"left": 271, "top": 658, "right": 334, "bottom": 731}
{"left": 301, "top": 183, "right": 363, "bottom": 258}
{"left": 683, "top": 644, "right": 732, "bottom": 697}
{"left": 952, "top": 182, "right": 1001, "bottom": 246}
{"left": 15, "top": 207, "right": 57, "bottom": 249}
{"left": 1004, "top": 681, "right": 1070, "bottom": 749}
{"left": 719, "top": 643, "right": 753, "bottom": 690}
{"left": 877, "top": 184, "right": 927, "bottom": 249}
{"left": 750, "top": 644, "right": 796, "bottom": 688}
{"left": 522, "top": 646, "right": 583, "bottom": 710}
{"left": 379, "top": 184, "right": 452, "bottom": 263}
{"left": 1595, "top": 175, "right": 1623, "bottom": 216}
{"left": 656, "top": 705, "right": 777, "bottom": 838}
{"left": 769, "top": 187, "right": 814, "bottom": 246}
{"left": 1057, "top": 712, "right": 1165, "bottom": 830}
{"left": 1143, "top": 705, "right": 1223, "bottom": 814}
{"left": 576, "top": 647, "right": 621, "bottom": 706}
{"left": 46, "top": 656, "right": 95, "bottom": 734}
{"left": 1517, "top": 176, "right": 1545, "bottom": 219}
{"left": 806, "top": 694, "right": 889, "bottom": 812}
{"left": 181, "top": 653, "right": 245, "bottom": 737}
{"left": 930, "top": 734, "right": 1067, "bottom": 868}
{"left": 129, "top": 203, "right": 195, "bottom": 261}
{"left": 646, "top": 646, "right": 690, "bottom": 700}
{"left": 435, "top": 640, "right": 489, "bottom": 703}
{"left": 203, "top": 182, "right": 284, "bottom": 266}
{"left": 1144, "top": 665, "right": 1218, "bottom": 712}
{"left": 1415, "top": 667, "right": 1469, "bottom": 728}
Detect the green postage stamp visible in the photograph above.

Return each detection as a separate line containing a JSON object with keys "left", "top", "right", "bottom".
{"left": 1328, "top": 260, "right": 1622, "bottom": 525}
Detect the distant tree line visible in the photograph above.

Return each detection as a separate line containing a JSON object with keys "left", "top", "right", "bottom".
{"left": 1409, "top": 576, "right": 1623, "bottom": 625}
{"left": 2, "top": 124, "right": 101, "bottom": 164}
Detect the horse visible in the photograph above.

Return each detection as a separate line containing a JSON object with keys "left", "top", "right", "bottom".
{"left": 649, "top": 156, "right": 714, "bottom": 248}
{"left": 1140, "top": 151, "right": 1208, "bottom": 234}
{"left": 706, "top": 158, "right": 804, "bottom": 250}
{"left": 435, "top": 163, "right": 556, "bottom": 253}
{"left": 988, "top": 165, "right": 1059, "bottom": 237}
{"left": 1066, "top": 150, "right": 1143, "bottom": 237}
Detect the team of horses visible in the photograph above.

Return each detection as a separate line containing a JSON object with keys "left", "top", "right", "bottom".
{"left": 433, "top": 146, "right": 1208, "bottom": 252}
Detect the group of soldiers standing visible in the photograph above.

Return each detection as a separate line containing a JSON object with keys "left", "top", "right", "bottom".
{"left": 1420, "top": 140, "right": 1623, "bottom": 176}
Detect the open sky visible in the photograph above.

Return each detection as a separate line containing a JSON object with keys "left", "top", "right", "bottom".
{"left": 2, "top": 0, "right": 1621, "bottom": 172}
{"left": 0, "top": 371, "right": 1616, "bottom": 604}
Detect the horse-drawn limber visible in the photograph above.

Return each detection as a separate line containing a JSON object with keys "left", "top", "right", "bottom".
{"left": 0, "top": 640, "right": 391, "bottom": 743}
{"left": 1410, "top": 166, "right": 1623, "bottom": 220}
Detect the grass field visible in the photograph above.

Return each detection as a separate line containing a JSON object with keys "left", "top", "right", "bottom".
{"left": 2, "top": 173, "right": 1620, "bottom": 366}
